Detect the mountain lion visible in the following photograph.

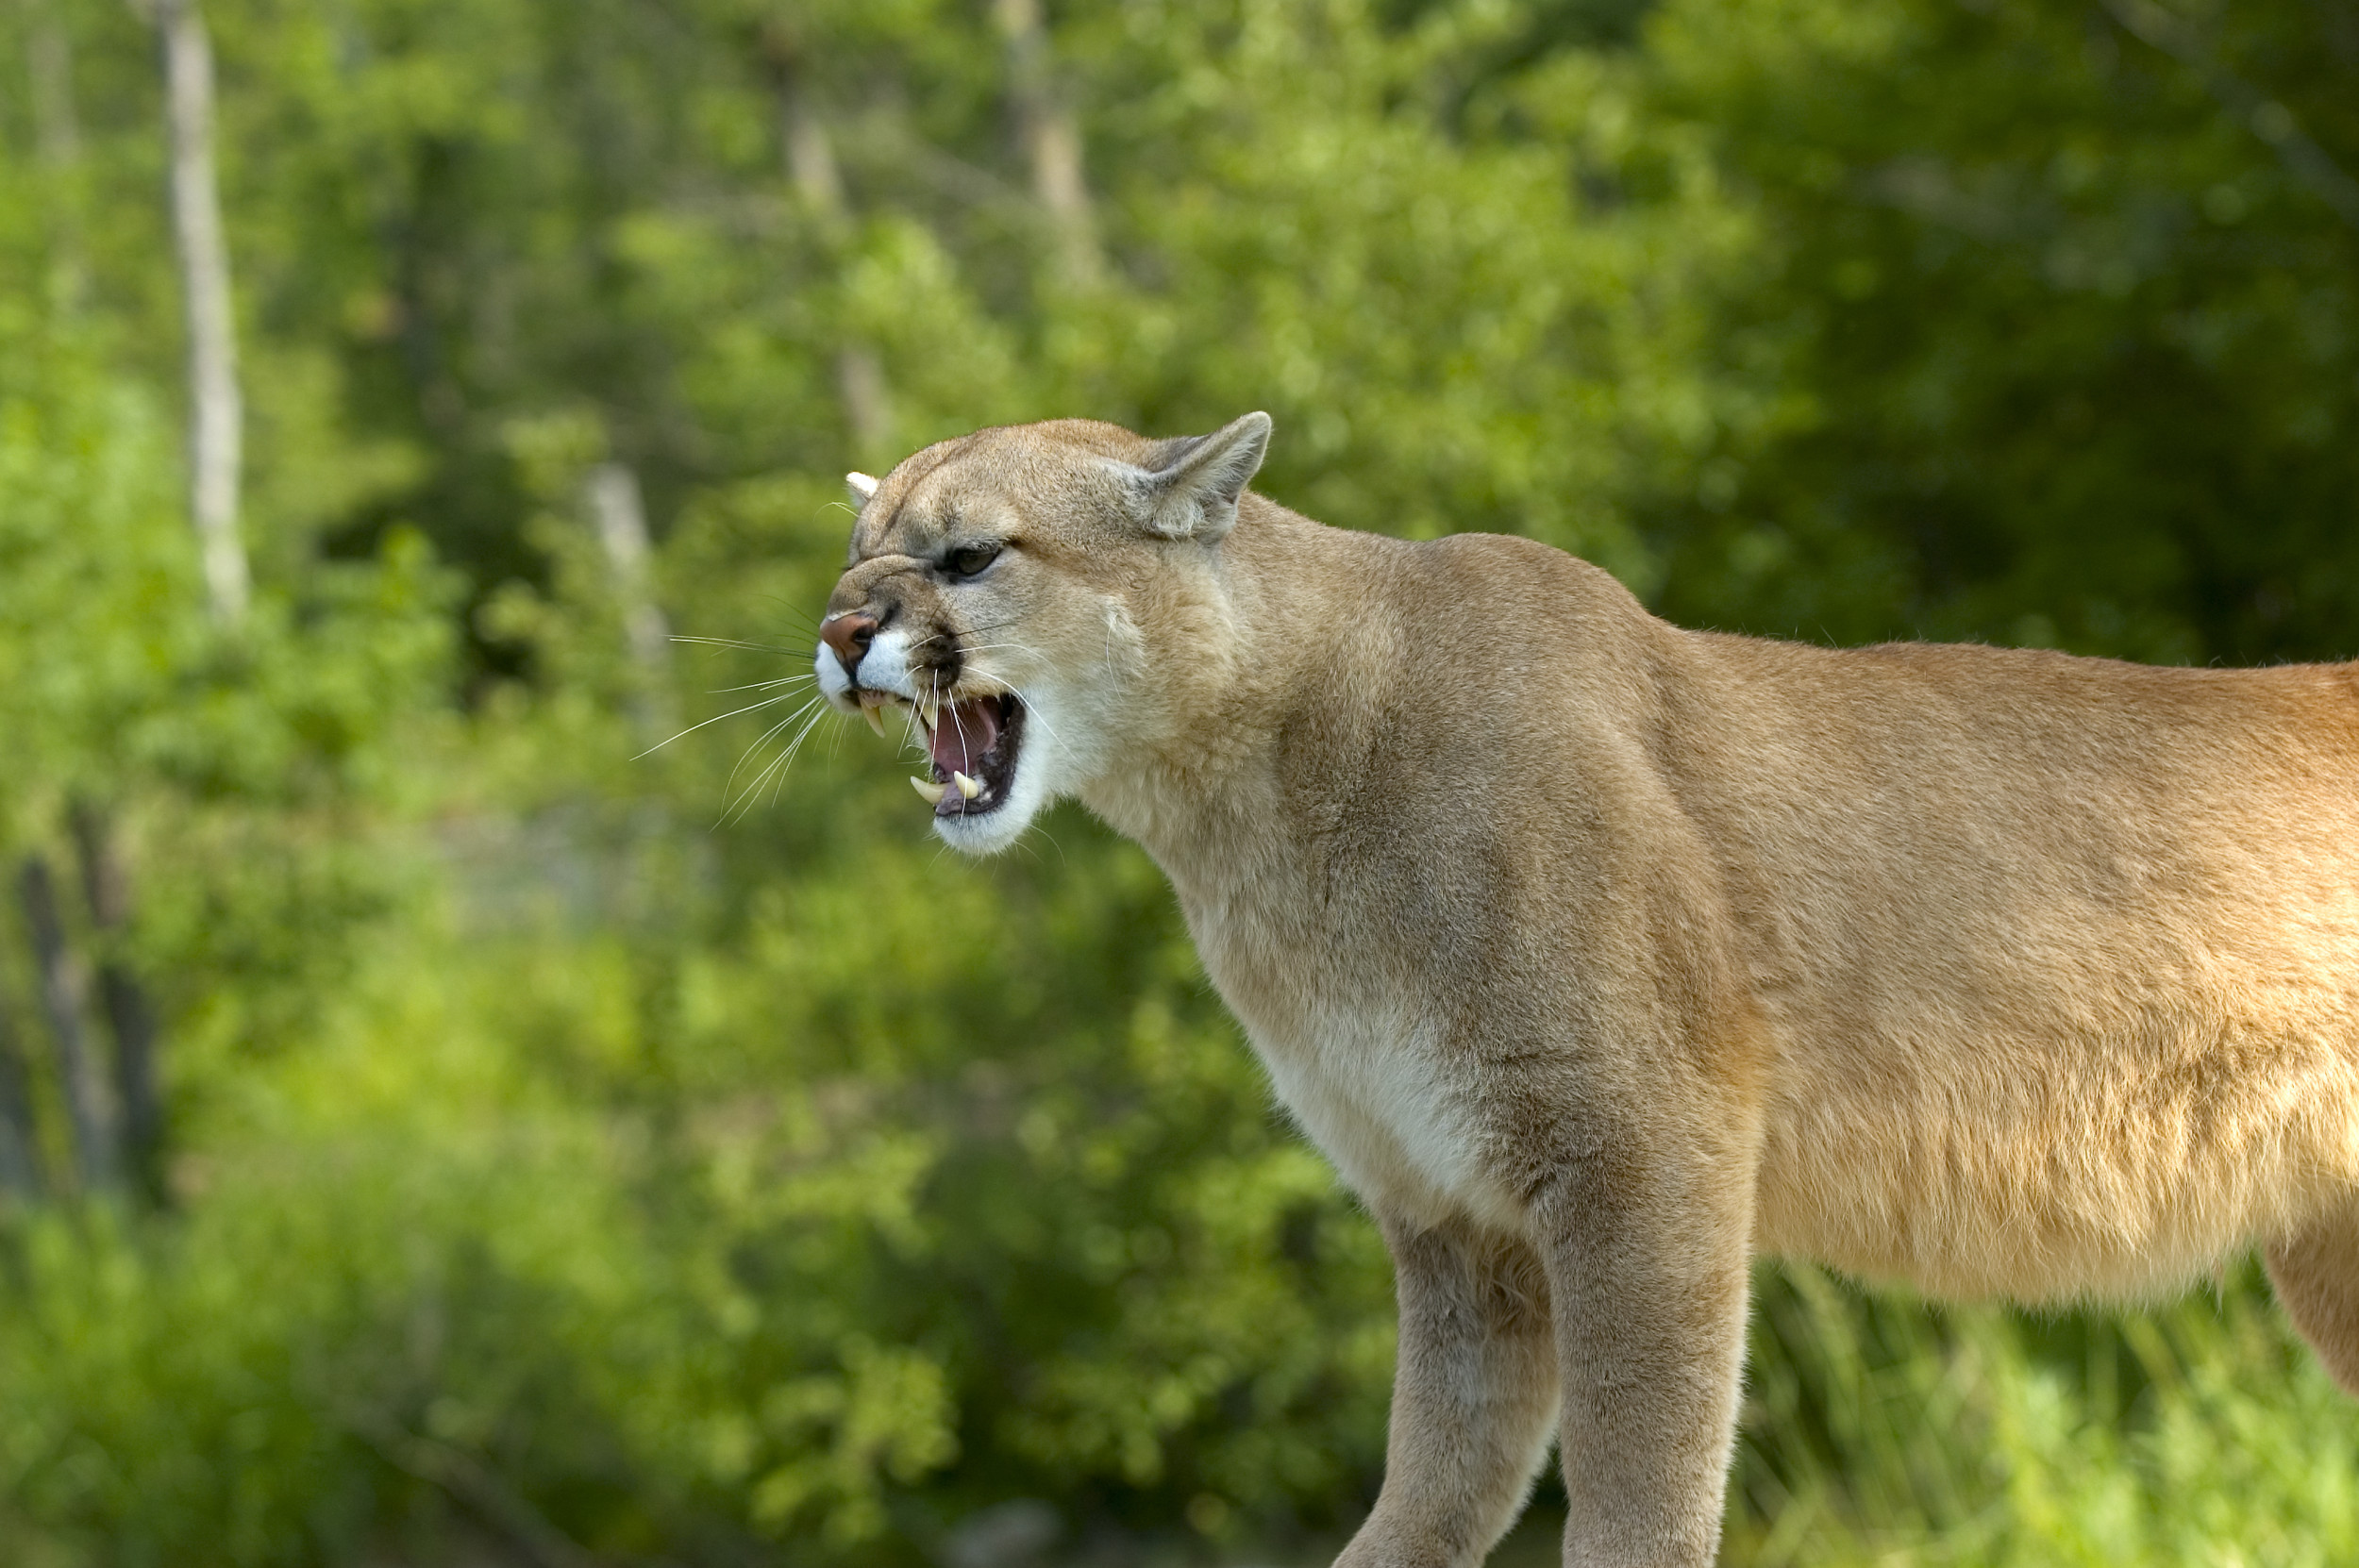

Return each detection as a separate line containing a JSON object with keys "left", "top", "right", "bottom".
{"left": 812, "top": 413, "right": 2359, "bottom": 1566}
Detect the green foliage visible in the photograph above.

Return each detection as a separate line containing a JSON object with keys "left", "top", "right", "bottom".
{"left": 1641, "top": 0, "right": 2359, "bottom": 661}
{"left": 0, "top": 0, "right": 2355, "bottom": 1562}
{"left": 1731, "top": 1267, "right": 2359, "bottom": 1567}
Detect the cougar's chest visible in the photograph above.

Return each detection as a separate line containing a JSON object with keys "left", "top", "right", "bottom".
{"left": 1192, "top": 916, "right": 1524, "bottom": 1232}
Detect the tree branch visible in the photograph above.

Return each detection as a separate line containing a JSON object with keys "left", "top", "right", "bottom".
{"left": 154, "top": 0, "right": 252, "bottom": 620}
{"left": 760, "top": 28, "right": 895, "bottom": 459}
{"left": 992, "top": 0, "right": 1103, "bottom": 285}
{"left": 348, "top": 1410, "right": 607, "bottom": 1568}
{"left": 18, "top": 855, "right": 115, "bottom": 1191}
{"left": 70, "top": 805, "right": 163, "bottom": 1203}
{"left": 0, "top": 990, "right": 43, "bottom": 1200}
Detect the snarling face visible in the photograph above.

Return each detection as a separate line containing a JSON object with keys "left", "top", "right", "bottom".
{"left": 814, "top": 414, "right": 1270, "bottom": 854}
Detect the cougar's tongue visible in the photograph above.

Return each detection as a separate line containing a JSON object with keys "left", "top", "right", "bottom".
{"left": 929, "top": 696, "right": 1000, "bottom": 778}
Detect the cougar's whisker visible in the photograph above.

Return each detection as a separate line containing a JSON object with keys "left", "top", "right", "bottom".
{"left": 948, "top": 679, "right": 977, "bottom": 771}
{"left": 673, "top": 634, "right": 809, "bottom": 656}
{"left": 714, "top": 699, "right": 823, "bottom": 825}
{"left": 639, "top": 688, "right": 811, "bottom": 760}
{"left": 912, "top": 617, "right": 1026, "bottom": 652}
{"left": 718, "top": 696, "right": 821, "bottom": 795}
{"left": 766, "top": 705, "right": 836, "bottom": 806}
{"left": 723, "top": 703, "right": 827, "bottom": 826}
{"left": 704, "top": 673, "right": 817, "bottom": 696}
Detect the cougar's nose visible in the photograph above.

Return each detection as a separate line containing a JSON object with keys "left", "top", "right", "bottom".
{"left": 821, "top": 610, "right": 878, "bottom": 676}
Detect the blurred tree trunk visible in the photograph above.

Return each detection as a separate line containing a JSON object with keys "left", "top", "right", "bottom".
{"left": 25, "top": 0, "right": 89, "bottom": 309}
{"left": 762, "top": 31, "right": 894, "bottom": 461}
{"left": 71, "top": 806, "right": 162, "bottom": 1202}
{"left": 584, "top": 461, "right": 678, "bottom": 751}
{"left": 992, "top": 0, "right": 1101, "bottom": 286}
{"left": 0, "top": 993, "right": 42, "bottom": 1200}
{"left": 155, "top": 0, "right": 251, "bottom": 622}
{"left": 18, "top": 855, "right": 114, "bottom": 1191}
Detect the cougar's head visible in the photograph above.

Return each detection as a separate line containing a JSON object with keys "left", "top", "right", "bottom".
{"left": 816, "top": 413, "right": 1272, "bottom": 855}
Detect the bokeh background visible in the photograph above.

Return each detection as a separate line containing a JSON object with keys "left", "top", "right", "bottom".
{"left": 0, "top": 0, "right": 2355, "bottom": 1563}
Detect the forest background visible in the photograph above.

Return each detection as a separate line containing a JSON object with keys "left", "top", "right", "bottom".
{"left": 0, "top": 0, "right": 2355, "bottom": 1563}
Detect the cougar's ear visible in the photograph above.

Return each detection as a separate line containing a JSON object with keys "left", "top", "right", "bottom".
{"left": 845, "top": 471, "right": 880, "bottom": 505}
{"left": 1113, "top": 411, "right": 1271, "bottom": 542}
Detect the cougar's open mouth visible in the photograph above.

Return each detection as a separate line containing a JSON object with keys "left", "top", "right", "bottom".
{"left": 889, "top": 691, "right": 1027, "bottom": 820}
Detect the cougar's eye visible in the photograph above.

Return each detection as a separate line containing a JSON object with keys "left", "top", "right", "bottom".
{"left": 943, "top": 543, "right": 1002, "bottom": 581}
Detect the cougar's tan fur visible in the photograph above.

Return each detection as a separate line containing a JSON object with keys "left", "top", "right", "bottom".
{"left": 817, "top": 414, "right": 2359, "bottom": 1566}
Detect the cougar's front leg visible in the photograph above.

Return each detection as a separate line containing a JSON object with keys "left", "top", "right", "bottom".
{"left": 1334, "top": 1214, "right": 1561, "bottom": 1568}
{"left": 1535, "top": 1148, "right": 1753, "bottom": 1568}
